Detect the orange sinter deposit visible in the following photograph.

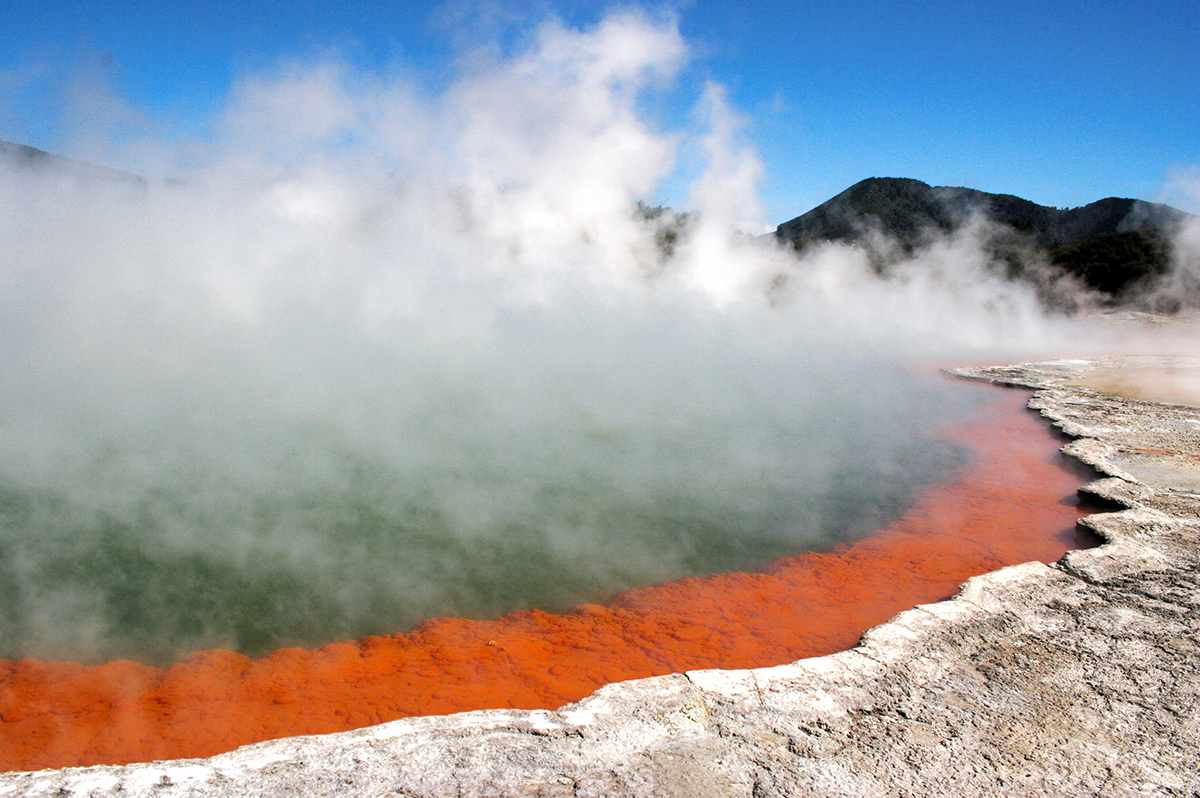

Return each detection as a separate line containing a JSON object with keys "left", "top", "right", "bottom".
{"left": 0, "top": 386, "right": 1096, "bottom": 772}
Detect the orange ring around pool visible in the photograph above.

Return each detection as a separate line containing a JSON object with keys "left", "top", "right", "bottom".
{"left": 0, "top": 386, "right": 1096, "bottom": 772}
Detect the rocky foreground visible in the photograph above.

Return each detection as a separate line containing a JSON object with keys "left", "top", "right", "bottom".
{"left": 2, "top": 356, "right": 1198, "bottom": 797}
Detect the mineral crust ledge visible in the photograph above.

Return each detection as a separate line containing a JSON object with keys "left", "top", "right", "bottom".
{"left": 3, "top": 356, "right": 1198, "bottom": 797}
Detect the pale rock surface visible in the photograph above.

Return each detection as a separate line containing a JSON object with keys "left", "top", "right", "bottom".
{"left": 3, "top": 355, "right": 1198, "bottom": 797}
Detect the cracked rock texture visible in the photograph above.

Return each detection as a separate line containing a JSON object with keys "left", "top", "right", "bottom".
{"left": 3, "top": 356, "right": 1198, "bottom": 797}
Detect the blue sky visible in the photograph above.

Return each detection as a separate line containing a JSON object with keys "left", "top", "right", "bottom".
{"left": 2, "top": 0, "right": 1198, "bottom": 222}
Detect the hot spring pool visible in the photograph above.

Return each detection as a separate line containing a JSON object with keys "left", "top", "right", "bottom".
{"left": 0, "top": 381, "right": 1100, "bottom": 772}
{"left": 0, "top": 357, "right": 985, "bottom": 664}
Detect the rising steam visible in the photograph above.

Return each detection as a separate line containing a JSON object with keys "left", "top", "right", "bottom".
{"left": 0, "top": 11, "right": 1140, "bottom": 664}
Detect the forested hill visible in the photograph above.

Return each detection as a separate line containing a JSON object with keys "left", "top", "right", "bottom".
{"left": 775, "top": 177, "right": 1197, "bottom": 310}
{"left": 776, "top": 177, "right": 1189, "bottom": 248}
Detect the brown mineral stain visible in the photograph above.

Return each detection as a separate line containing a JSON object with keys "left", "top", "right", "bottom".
{"left": 1069, "top": 366, "right": 1200, "bottom": 408}
{"left": 0, "top": 387, "right": 1095, "bottom": 772}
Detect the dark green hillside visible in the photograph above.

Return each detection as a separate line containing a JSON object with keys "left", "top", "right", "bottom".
{"left": 1051, "top": 229, "right": 1172, "bottom": 299}
{"left": 775, "top": 177, "right": 1196, "bottom": 309}
{"left": 778, "top": 178, "right": 951, "bottom": 245}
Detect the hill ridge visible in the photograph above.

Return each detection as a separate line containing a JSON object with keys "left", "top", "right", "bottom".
{"left": 774, "top": 177, "right": 1197, "bottom": 310}
{"left": 775, "top": 176, "right": 1192, "bottom": 248}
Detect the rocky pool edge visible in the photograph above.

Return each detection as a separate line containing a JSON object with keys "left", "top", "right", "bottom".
{"left": 2, "top": 355, "right": 1198, "bottom": 797}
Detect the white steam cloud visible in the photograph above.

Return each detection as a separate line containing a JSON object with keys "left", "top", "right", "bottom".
{"left": 1158, "top": 166, "right": 1200, "bottom": 306}
{"left": 0, "top": 11, "right": 1145, "bottom": 663}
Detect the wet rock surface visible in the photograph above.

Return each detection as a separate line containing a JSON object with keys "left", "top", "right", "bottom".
{"left": 3, "top": 356, "right": 1199, "bottom": 797}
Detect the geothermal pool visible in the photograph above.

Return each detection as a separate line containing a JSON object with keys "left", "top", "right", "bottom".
{"left": 0, "top": 360, "right": 986, "bottom": 666}
{"left": 0, "top": 381, "right": 1099, "bottom": 772}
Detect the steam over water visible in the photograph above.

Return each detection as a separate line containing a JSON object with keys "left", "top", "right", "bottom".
{"left": 0, "top": 12, "right": 1109, "bottom": 664}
